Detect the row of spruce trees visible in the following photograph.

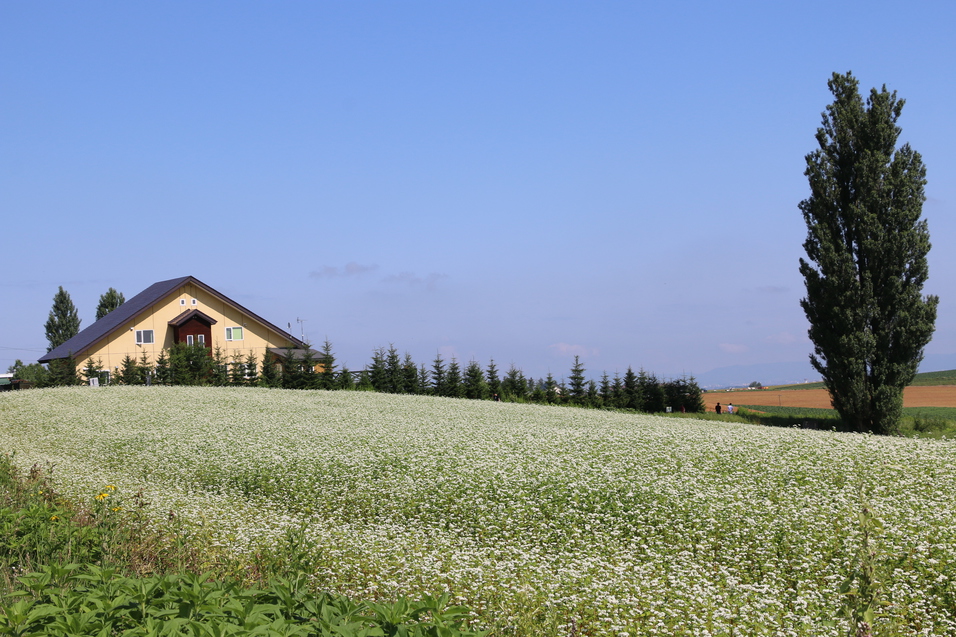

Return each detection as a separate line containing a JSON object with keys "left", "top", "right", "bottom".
{"left": 40, "top": 341, "right": 705, "bottom": 414}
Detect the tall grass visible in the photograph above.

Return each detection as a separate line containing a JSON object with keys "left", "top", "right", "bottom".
{"left": 0, "top": 454, "right": 485, "bottom": 636}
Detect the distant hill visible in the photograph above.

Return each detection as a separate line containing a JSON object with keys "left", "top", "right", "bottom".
{"left": 773, "top": 369, "right": 956, "bottom": 390}
{"left": 695, "top": 352, "right": 956, "bottom": 389}
{"left": 694, "top": 361, "right": 820, "bottom": 389}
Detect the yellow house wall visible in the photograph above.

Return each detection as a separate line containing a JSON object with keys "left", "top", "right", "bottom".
{"left": 75, "top": 282, "right": 299, "bottom": 373}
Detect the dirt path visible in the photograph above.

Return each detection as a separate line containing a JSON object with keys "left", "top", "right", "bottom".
{"left": 703, "top": 386, "right": 956, "bottom": 413}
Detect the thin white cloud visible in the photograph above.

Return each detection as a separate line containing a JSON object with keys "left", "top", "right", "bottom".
{"left": 382, "top": 271, "right": 447, "bottom": 291}
{"left": 765, "top": 332, "right": 797, "bottom": 345}
{"left": 309, "top": 262, "right": 379, "bottom": 279}
{"left": 718, "top": 343, "right": 749, "bottom": 354}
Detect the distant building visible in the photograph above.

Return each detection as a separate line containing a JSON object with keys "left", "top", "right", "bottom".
{"left": 39, "top": 276, "right": 316, "bottom": 376}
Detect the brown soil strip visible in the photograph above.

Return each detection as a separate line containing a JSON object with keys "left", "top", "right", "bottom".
{"left": 703, "top": 385, "right": 956, "bottom": 413}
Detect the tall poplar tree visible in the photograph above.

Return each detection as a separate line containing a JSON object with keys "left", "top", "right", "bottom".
{"left": 95, "top": 287, "right": 125, "bottom": 321}
{"left": 799, "top": 72, "right": 937, "bottom": 435}
{"left": 44, "top": 286, "right": 81, "bottom": 351}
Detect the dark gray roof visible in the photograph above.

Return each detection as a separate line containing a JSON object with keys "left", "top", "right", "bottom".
{"left": 39, "top": 276, "right": 306, "bottom": 363}
{"left": 267, "top": 347, "right": 323, "bottom": 361}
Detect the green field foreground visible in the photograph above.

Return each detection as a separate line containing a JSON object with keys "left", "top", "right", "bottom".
{"left": 3, "top": 387, "right": 956, "bottom": 636}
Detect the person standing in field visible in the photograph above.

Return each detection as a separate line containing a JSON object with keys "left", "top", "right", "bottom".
{"left": 728, "top": 403, "right": 734, "bottom": 414}
{"left": 716, "top": 403, "right": 722, "bottom": 414}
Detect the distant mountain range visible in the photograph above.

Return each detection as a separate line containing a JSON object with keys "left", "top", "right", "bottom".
{"left": 693, "top": 352, "right": 956, "bottom": 389}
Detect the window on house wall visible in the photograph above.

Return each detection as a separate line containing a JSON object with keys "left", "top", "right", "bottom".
{"left": 186, "top": 335, "right": 194, "bottom": 346}
{"left": 197, "top": 334, "right": 205, "bottom": 345}
{"left": 136, "top": 330, "right": 154, "bottom": 345}
{"left": 225, "top": 327, "right": 244, "bottom": 341}
{"left": 191, "top": 299, "right": 198, "bottom": 306}
{"left": 180, "top": 299, "right": 186, "bottom": 306}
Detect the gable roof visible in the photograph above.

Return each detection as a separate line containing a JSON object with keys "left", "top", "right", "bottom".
{"left": 39, "top": 276, "right": 306, "bottom": 363}
{"left": 168, "top": 309, "right": 218, "bottom": 327}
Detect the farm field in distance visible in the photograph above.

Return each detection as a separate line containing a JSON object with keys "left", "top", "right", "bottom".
{"left": 703, "top": 385, "right": 956, "bottom": 412}
{"left": 3, "top": 386, "right": 956, "bottom": 636}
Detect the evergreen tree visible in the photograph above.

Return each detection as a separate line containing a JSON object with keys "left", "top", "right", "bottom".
{"left": 259, "top": 350, "right": 280, "bottom": 388}
{"left": 46, "top": 355, "right": 79, "bottom": 387}
{"left": 368, "top": 348, "right": 387, "bottom": 392}
{"left": 402, "top": 352, "right": 419, "bottom": 394}
{"left": 568, "top": 356, "right": 588, "bottom": 405}
{"left": 599, "top": 372, "right": 612, "bottom": 407}
{"left": 337, "top": 365, "right": 355, "bottom": 390}
{"left": 417, "top": 364, "right": 430, "bottom": 395}
{"left": 291, "top": 346, "right": 318, "bottom": 389}
{"left": 622, "top": 367, "right": 640, "bottom": 410}
{"left": 544, "top": 373, "right": 558, "bottom": 404}
{"left": 384, "top": 345, "right": 402, "bottom": 393}
{"left": 169, "top": 342, "right": 214, "bottom": 385}
{"left": 637, "top": 369, "right": 665, "bottom": 413}
{"left": 799, "top": 72, "right": 937, "bottom": 435}
{"left": 244, "top": 351, "right": 258, "bottom": 387}
{"left": 463, "top": 359, "right": 488, "bottom": 400}
{"left": 154, "top": 349, "right": 172, "bottom": 385}
{"left": 138, "top": 352, "right": 152, "bottom": 385}
{"left": 430, "top": 353, "right": 446, "bottom": 397}
{"left": 95, "top": 287, "right": 125, "bottom": 321}
{"left": 45, "top": 286, "right": 81, "bottom": 352}
{"left": 502, "top": 364, "right": 526, "bottom": 401}
{"left": 117, "top": 354, "right": 140, "bottom": 385}
{"left": 485, "top": 359, "right": 501, "bottom": 399}
{"left": 211, "top": 347, "right": 229, "bottom": 386}
{"left": 318, "top": 340, "right": 337, "bottom": 390}
{"left": 81, "top": 357, "right": 104, "bottom": 385}
{"left": 445, "top": 358, "right": 464, "bottom": 398}
{"left": 230, "top": 352, "right": 247, "bottom": 386}
{"left": 357, "top": 368, "right": 374, "bottom": 391}
{"left": 663, "top": 376, "right": 705, "bottom": 413}
{"left": 280, "top": 345, "right": 302, "bottom": 389}
{"left": 610, "top": 373, "right": 624, "bottom": 408}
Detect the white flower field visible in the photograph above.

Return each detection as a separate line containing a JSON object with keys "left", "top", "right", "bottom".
{"left": 2, "top": 386, "right": 955, "bottom": 635}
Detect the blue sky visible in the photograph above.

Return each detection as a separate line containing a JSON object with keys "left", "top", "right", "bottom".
{"left": 2, "top": 1, "right": 955, "bottom": 383}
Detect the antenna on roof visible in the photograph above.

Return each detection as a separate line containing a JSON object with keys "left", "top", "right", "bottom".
{"left": 297, "top": 317, "right": 306, "bottom": 342}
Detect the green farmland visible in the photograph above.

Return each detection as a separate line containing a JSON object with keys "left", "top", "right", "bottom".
{"left": 3, "top": 386, "right": 956, "bottom": 636}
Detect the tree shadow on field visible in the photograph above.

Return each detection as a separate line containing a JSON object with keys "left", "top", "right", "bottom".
{"left": 735, "top": 407, "right": 847, "bottom": 432}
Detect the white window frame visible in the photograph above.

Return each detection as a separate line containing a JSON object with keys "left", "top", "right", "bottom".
{"left": 225, "top": 326, "right": 244, "bottom": 341}
{"left": 186, "top": 335, "right": 194, "bottom": 346}
{"left": 197, "top": 334, "right": 205, "bottom": 345}
{"left": 135, "top": 329, "right": 154, "bottom": 345}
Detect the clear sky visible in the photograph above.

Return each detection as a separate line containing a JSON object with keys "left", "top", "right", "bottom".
{"left": 2, "top": 1, "right": 955, "bottom": 383}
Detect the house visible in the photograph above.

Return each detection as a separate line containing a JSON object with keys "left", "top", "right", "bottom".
{"left": 38, "top": 276, "right": 316, "bottom": 379}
